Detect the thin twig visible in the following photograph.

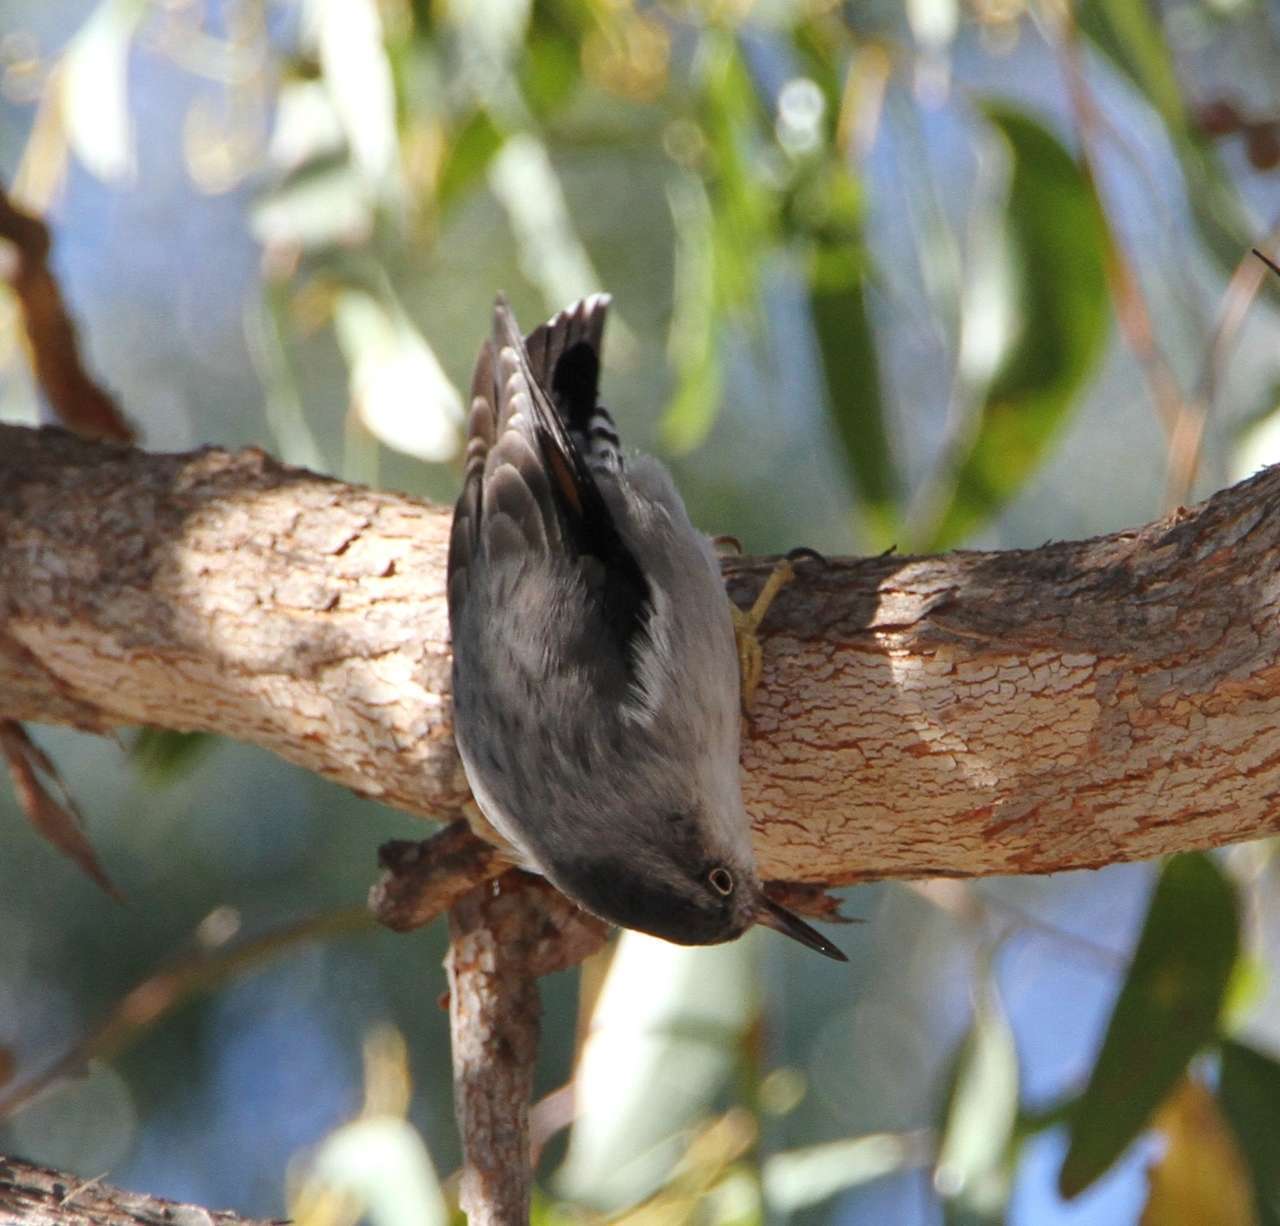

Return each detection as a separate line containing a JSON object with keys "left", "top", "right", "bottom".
{"left": 1050, "top": 7, "right": 1190, "bottom": 446}
{"left": 1049, "top": 10, "right": 1279, "bottom": 510}
{"left": 1163, "top": 230, "right": 1279, "bottom": 508}
{"left": 0, "top": 906, "right": 371, "bottom": 1121}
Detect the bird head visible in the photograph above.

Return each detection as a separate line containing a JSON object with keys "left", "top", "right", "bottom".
{"left": 553, "top": 839, "right": 846, "bottom": 960}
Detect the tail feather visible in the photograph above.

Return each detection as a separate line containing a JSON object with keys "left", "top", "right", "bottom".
{"left": 524, "top": 293, "right": 610, "bottom": 433}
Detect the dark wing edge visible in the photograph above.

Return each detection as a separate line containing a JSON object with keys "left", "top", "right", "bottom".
{"left": 492, "top": 295, "right": 651, "bottom": 673}
{"left": 523, "top": 293, "right": 609, "bottom": 433}
{"left": 447, "top": 338, "right": 498, "bottom": 621}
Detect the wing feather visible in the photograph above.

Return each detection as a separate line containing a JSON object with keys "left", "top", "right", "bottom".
{"left": 490, "top": 296, "right": 651, "bottom": 671}
{"left": 448, "top": 296, "right": 651, "bottom": 678}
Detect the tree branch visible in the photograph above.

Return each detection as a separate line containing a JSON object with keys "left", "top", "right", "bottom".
{"left": 446, "top": 873, "right": 606, "bottom": 1225}
{"left": 4, "top": 423, "right": 1280, "bottom": 884}
{"left": 0, "top": 1154, "right": 283, "bottom": 1225}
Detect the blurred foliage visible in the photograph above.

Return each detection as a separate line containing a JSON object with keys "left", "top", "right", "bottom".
{"left": 1059, "top": 854, "right": 1239, "bottom": 1199}
{"left": 5, "top": 1, "right": 1280, "bottom": 1224}
{"left": 920, "top": 101, "right": 1109, "bottom": 551}
{"left": 1221, "top": 1039, "right": 1280, "bottom": 1226}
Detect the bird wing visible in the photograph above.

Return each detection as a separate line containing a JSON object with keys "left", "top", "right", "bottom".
{"left": 447, "top": 296, "right": 651, "bottom": 678}
{"left": 524, "top": 295, "right": 607, "bottom": 430}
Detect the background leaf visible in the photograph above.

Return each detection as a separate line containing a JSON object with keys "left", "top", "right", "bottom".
{"left": 934, "top": 978, "right": 1019, "bottom": 1223}
{"left": 58, "top": 0, "right": 145, "bottom": 184}
{"left": 923, "top": 103, "right": 1110, "bottom": 550}
{"left": 556, "top": 933, "right": 758, "bottom": 1213}
{"left": 808, "top": 227, "right": 894, "bottom": 549}
{"left": 1139, "top": 1078, "right": 1256, "bottom": 1226}
{"left": 1219, "top": 1039, "right": 1280, "bottom": 1226}
{"left": 1059, "top": 855, "right": 1240, "bottom": 1198}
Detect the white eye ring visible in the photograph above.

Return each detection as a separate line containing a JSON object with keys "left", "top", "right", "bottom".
{"left": 708, "top": 867, "right": 734, "bottom": 896}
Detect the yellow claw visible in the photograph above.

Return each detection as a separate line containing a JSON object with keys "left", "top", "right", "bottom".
{"left": 731, "top": 549, "right": 823, "bottom": 717}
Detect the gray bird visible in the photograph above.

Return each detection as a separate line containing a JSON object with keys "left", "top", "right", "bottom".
{"left": 447, "top": 294, "right": 845, "bottom": 961}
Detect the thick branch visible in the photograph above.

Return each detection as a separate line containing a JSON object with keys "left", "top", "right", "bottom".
{"left": 4, "top": 424, "right": 1280, "bottom": 883}
{"left": 0, "top": 1154, "right": 281, "bottom": 1225}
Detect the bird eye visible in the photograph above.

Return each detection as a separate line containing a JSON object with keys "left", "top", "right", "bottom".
{"left": 707, "top": 867, "right": 734, "bottom": 896}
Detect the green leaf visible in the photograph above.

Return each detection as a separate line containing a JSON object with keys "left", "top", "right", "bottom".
{"left": 1219, "top": 1040, "right": 1280, "bottom": 1226}
{"left": 661, "top": 31, "right": 778, "bottom": 454}
{"left": 698, "top": 34, "right": 773, "bottom": 316}
{"left": 763, "top": 1132, "right": 925, "bottom": 1213}
{"left": 1058, "top": 854, "right": 1240, "bottom": 1199}
{"left": 131, "top": 729, "right": 216, "bottom": 785}
{"left": 435, "top": 109, "right": 504, "bottom": 213}
{"left": 924, "top": 103, "right": 1109, "bottom": 550}
{"left": 662, "top": 176, "right": 723, "bottom": 454}
{"left": 805, "top": 179, "right": 897, "bottom": 548}
{"left": 935, "top": 980, "right": 1019, "bottom": 1222}
{"left": 519, "top": 6, "right": 583, "bottom": 120}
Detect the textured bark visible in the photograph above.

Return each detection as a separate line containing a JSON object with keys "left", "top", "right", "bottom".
{"left": 4, "top": 424, "right": 1280, "bottom": 884}
{"left": 373, "top": 819, "right": 506, "bottom": 931}
{"left": 0, "top": 1154, "right": 282, "bottom": 1225}
{"left": 446, "top": 873, "right": 606, "bottom": 1225}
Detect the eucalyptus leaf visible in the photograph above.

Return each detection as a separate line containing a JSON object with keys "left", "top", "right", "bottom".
{"left": 924, "top": 103, "right": 1109, "bottom": 550}
{"left": 435, "top": 109, "right": 505, "bottom": 213}
{"left": 1075, "top": 0, "right": 1184, "bottom": 134}
{"left": 1059, "top": 855, "right": 1240, "bottom": 1199}
{"left": 763, "top": 1131, "right": 926, "bottom": 1212}
{"left": 308, "top": 0, "right": 402, "bottom": 203}
{"left": 131, "top": 729, "right": 215, "bottom": 786}
{"left": 333, "top": 288, "right": 462, "bottom": 462}
{"left": 808, "top": 223, "right": 896, "bottom": 548}
{"left": 662, "top": 176, "right": 722, "bottom": 454}
{"left": 59, "top": 0, "right": 146, "bottom": 183}
{"left": 488, "top": 133, "right": 602, "bottom": 317}
{"left": 520, "top": 5, "right": 583, "bottom": 120}
{"left": 934, "top": 981, "right": 1019, "bottom": 1220}
{"left": 556, "top": 932, "right": 758, "bottom": 1212}
{"left": 1219, "top": 1039, "right": 1280, "bottom": 1226}
{"left": 661, "top": 32, "right": 773, "bottom": 454}
{"left": 298, "top": 1116, "right": 447, "bottom": 1226}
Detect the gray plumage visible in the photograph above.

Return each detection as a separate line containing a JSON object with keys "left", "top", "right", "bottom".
{"left": 447, "top": 294, "right": 844, "bottom": 959}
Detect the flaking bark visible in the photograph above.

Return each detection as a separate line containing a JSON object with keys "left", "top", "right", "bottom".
{"left": 3, "top": 424, "right": 1280, "bottom": 884}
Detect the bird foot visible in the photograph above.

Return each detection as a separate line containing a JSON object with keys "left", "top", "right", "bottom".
{"left": 732, "top": 547, "right": 825, "bottom": 717}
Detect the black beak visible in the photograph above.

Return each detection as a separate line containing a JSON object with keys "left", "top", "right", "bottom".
{"left": 756, "top": 897, "right": 848, "bottom": 962}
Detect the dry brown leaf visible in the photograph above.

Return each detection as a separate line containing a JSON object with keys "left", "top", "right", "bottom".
{"left": 0, "top": 719, "right": 123, "bottom": 900}
{"left": 0, "top": 186, "right": 134, "bottom": 442}
{"left": 1141, "top": 1077, "right": 1258, "bottom": 1226}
